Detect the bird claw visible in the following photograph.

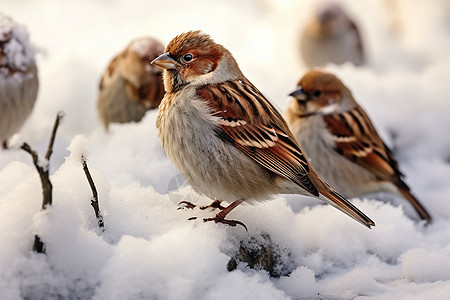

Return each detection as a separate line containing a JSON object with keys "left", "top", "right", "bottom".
{"left": 178, "top": 200, "right": 226, "bottom": 211}
{"left": 199, "top": 200, "right": 226, "bottom": 210}
{"left": 187, "top": 216, "right": 247, "bottom": 231}
{"left": 203, "top": 216, "right": 248, "bottom": 231}
{"left": 180, "top": 199, "right": 246, "bottom": 230}
{"left": 177, "top": 201, "right": 197, "bottom": 210}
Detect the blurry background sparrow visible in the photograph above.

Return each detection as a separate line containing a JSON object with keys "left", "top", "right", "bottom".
{"left": 300, "top": 2, "right": 365, "bottom": 68}
{"left": 97, "top": 37, "right": 165, "bottom": 130}
{"left": 152, "top": 31, "right": 374, "bottom": 228}
{"left": 285, "top": 70, "right": 431, "bottom": 222}
{"left": 0, "top": 13, "right": 38, "bottom": 148}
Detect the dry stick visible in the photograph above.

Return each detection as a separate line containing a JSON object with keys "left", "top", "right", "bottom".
{"left": 21, "top": 112, "right": 64, "bottom": 253}
{"left": 81, "top": 156, "right": 105, "bottom": 230}
{"left": 45, "top": 112, "right": 64, "bottom": 161}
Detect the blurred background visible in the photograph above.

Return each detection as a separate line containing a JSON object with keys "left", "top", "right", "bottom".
{"left": 1, "top": 0, "right": 450, "bottom": 192}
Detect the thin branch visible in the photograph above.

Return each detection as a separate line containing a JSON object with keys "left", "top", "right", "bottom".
{"left": 20, "top": 112, "right": 64, "bottom": 253}
{"left": 21, "top": 142, "right": 52, "bottom": 209}
{"left": 45, "top": 111, "right": 64, "bottom": 160}
{"left": 82, "top": 156, "right": 105, "bottom": 229}
{"left": 20, "top": 142, "right": 39, "bottom": 168}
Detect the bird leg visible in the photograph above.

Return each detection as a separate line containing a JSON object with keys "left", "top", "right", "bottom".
{"left": 203, "top": 199, "right": 247, "bottom": 230}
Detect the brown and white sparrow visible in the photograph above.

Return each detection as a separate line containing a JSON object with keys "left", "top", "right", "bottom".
{"left": 152, "top": 31, "right": 374, "bottom": 228}
{"left": 285, "top": 70, "right": 431, "bottom": 222}
{"left": 0, "top": 13, "right": 38, "bottom": 148}
{"left": 97, "top": 37, "right": 165, "bottom": 130}
{"left": 300, "top": 3, "right": 365, "bottom": 68}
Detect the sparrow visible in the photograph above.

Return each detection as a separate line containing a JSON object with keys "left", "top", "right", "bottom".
{"left": 152, "top": 31, "right": 374, "bottom": 228}
{"left": 97, "top": 37, "right": 165, "bottom": 130}
{"left": 300, "top": 3, "right": 365, "bottom": 68}
{"left": 285, "top": 69, "right": 431, "bottom": 222}
{"left": 0, "top": 13, "right": 38, "bottom": 149}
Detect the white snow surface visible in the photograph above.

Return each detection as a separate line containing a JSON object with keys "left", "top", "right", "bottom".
{"left": 1, "top": 0, "right": 450, "bottom": 299}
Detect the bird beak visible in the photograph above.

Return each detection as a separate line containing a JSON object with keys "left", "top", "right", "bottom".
{"left": 289, "top": 87, "right": 310, "bottom": 103}
{"left": 151, "top": 52, "right": 179, "bottom": 70}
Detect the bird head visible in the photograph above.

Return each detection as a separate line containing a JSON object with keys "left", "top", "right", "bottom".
{"left": 288, "top": 69, "right": 355, "bottom": 117}
{"left": 124, "top": 37, "right": 164, "bottom": 76}
{"left": 315, "top": 3, "right": 353, "bottom": 36}
{"left": 151, "top": 31, "right": 243, "bottom": 93}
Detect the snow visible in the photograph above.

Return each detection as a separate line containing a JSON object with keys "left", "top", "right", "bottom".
{"left": 1, "top": 0, "right": 450, "bottom": 299}
{"left": 0, "top": 12, "right": 36, "bottom": 71}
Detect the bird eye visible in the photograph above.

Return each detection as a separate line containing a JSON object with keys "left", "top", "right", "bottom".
{"left": 313, "top": 90, "right": 322, "bottom": 97}
{"left": 183, "top": 53, "right": 193, "bottom": 62}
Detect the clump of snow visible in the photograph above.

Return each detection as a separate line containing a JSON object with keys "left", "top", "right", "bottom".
{"left": 66, "top": 134, "right": 89, "bottom": 164}
{"left": 278, "top": 266, "right": 317, "bottom": 298}
{"left": 6, "top": 134, "right": 24, "bottom": 149}
{"left": 0, "top": 12, "right": 36, "bottom": 71}
{"left": 1, "top": 0, "right": 450, "bottom": 299}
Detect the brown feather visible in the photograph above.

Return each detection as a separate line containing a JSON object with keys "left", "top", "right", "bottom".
{"left": 323, "top": 106, "right": 403, "bottom": 181}
{"left": 398, "top": 188, "right": 432, "bottom": 222}
{"left": 322, "top": 100, "right": 430, "bottom": 222}
{"left": 196, "top": 80, "right": 318, "bottom": 196}
{"left": 309, "top": 168, "right": 375, "bottom": 228}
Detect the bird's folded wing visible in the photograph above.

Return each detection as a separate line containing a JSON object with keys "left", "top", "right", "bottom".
{"left": 197, "top": 80, "right": 319, "bottom": 196}
{"left": 323, "top": 105, "right": 405, "bottom": 185}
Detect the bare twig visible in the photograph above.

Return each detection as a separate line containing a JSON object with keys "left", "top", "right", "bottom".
{"left": 21, "top": 142, "right": 52, "bottom": 209}
{"left": 20, "top": 112, "right": 64, "bottom": 253}
{"left": 82, "top": 156, "right": 105, "bottom": 230}
{"left": 45, "top": 111, "right": 64, "bottom": 160}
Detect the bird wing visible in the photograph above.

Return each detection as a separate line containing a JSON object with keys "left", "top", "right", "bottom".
{"left": 196, "top": 80, "right": 319, "bottom": 196}
{"left": 323, "top": 105, "right": 432, "bottom": 222}
{"left": 322, "top": 105, "right": 406, "bottom": 185}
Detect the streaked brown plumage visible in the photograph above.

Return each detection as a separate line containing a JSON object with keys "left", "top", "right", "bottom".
{"left": 0, "top": 13, "right": 38, "bottom": 148}
{"left": 300, "top": 3, "right": 365, "bottom": 68}
{"left": 97, "top": 37, "right": 165, "bottom": 130}
{"left": 285, "top": 69, "right": 431, "bottom": 222}
{"left": 152, "top": 31, "right": 375, "bottom": 228}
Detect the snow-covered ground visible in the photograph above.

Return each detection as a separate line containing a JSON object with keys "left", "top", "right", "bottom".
{"left": 1, "top": 0, "right": 450, "bottom": 299}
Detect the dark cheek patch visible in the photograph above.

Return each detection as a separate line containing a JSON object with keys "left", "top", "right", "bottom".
{"left": 188, "top": 58, "right": 217, "bottom": 76}
{"left": 190, "top": 46, "right": 222, "bottom": 75}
